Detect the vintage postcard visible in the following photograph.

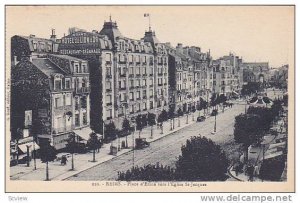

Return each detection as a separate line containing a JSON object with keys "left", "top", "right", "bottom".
{"left": 5, "top": 5, "right": 295, "bottom": 192}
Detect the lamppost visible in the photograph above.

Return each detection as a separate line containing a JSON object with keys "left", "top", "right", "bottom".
{"left": 26, "top": 145, "right": 31, "bottom": 167}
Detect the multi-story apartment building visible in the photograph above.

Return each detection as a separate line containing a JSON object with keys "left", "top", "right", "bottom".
{"left": 58, "top": 28, "right": 113, "bottom": 135}
{"left": 58, "top": 19, "right": 169, "bottom": 132}
{"left": 11, "top": 29, "right": 60, "bottom": 61}
{"left": 10, "top": 54, "right": 91, "bottom": 150}
{"left": 212, "top": 53, "right": 242, "bottom": 97}
{"left": 167, "top": 43, "right": 211, "bottom": 113}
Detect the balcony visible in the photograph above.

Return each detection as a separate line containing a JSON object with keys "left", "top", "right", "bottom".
{"left": 119, "top": 87, "right": 127, "bottom": 91}
{"left": 149, "top": 73, "right": 153, "bottom": 77}
{"left": 158, "top": 73, "right": 163, "bottom": 76}
{"left": 106, "top": 74, "right": 112, "bottom": 79}
{"left": 143, "top": 96, "right": 147, "bottom": 99}
{"left": 106, "top": 89, "right": 112, "bottom": 93}
{"left": 136, "top": 74, "right": 141, "bottom": 77}
{"left": 106, "top": 102, "right": 112, "bottom": 106}
{"left": 74, "top": 86, "right": 90, "bottom": 94}
{"left": 136, "top": 97, "right": 141, "bottom": 100}
{"left": 129, "top": 74, "right": 134, "bottom": 78}
{"left": 105, "top": 61, "right": 112, "bottom": 66}
{"left": 149, "top": 84, "right": 153, "bottom": 88}
{"left": 142, "top": 74, "right": 147, "bottom": 77}
{"left": 119, "top": 73, "right": 126, "bottom": 78}
{"left": 129, "top": 86, "right": 135, "bottom": 90}
{"left": 158, "top": 84, "right": 163, "bottom": 86}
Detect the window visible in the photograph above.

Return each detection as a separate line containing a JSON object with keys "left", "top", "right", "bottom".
{"left": 142, "top": 79, "right": 146, "bottom": 86}
{"left": 75, "top": 114, "right": 80, "bottom": 126}
{"left": 130, "top": 80, "right": 134, "bottom": 88}
{"left": 81, "top": 96, "right": 87, "bottom": 109}
{"left": 150, "top": 101, "right": 153, "bottom": 109}
{"left": 129, "top": 67, "right": 134, "bottom": 74}
{"left": 105, "top": 53, "right": 111, "bottom": 62}
{"left": 143, "top": 90, "right": 147, "bottom": 97}
{"left": 150, "top": 79, "right": 153, "bottom": 86}
{"left": 137, "top": 103, "right": 141, "bottom": 111}
{"left": 106, "top": 81, "right": 112, "bottom": 90}
{"left": 129, "top": 55, "right": 133, "bottom": 62}
{"left": 136, "top": 55, "right": 140, "bottom": 63}
{"left": 136, "top": 91, "right": 140, "bottom": 99}
{"left": 65, "top": 94, "right": 71, "bottom": 106}
{"left": 130, "top": 92, "right": 134, "bottom": 100}
{"left": 143, "top": 102, "right": 147, "bottom": 110}
{"left": 75, "top": 64, "right": 79, "bottom": 73}
{"left": 130, "top": 105, "right": 134, "bottom": 113}
{"left": 82, "top": 64, "right": 87, "bottom": 73}
{"left": 107, "top": 109, "right": 112, "bottom": 119}
{"left": 55, "top": 97, "right": 60, "bottom": 108}
{"left": 65, "top": 79, "right": 70, "bottom": 89}
{"left": 55, "top": 80, "right": 61, "bottom": 90}
{"left": 106, "top": 95, "right": 112, "bottom": 104}
{"left": 150, "top": 89, "right": 153, "bottom": 97}
{"left": 83, "top": 112, "right": 87, "bottom": 125}
{"left": 33, "top": 42, "right": 37, "bottom": 50}
{"left": 75, "top": 97, "right": 79, "bottom": 110}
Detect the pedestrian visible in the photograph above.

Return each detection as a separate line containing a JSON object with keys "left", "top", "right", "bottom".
{"left": 61, "top": 155, "right": 68, "bottom": 165}
{"left": 254, "top": 165, "right": 260, "bottom": 177}
{"left": 247, "top": 165, "right": 254, "bottom": 181}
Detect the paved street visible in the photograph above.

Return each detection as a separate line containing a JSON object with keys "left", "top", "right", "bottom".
{"left": 67, "top": 102, "right": 245, "bottom": 181}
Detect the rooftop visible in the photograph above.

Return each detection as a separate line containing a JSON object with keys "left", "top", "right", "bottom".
{"left": 31, "top": 58, "right": 66, "bottom": 77}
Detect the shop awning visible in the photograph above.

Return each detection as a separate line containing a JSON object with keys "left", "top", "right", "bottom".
{"left": 73, "top": 127, "right": 93, "bottom": 141}
{"left": 73, "top": 127, "right": 103, "bottom": 141}
{"left": 232, "top": 91, "right": 239, "bottom": 95}
{"left": 18, "top": 142, "right": 40, "bottom": 153}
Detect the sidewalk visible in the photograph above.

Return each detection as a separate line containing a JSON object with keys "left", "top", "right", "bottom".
{"left": 228, "top": 123, "right": 286, "bottom": 182}
{"left": 10, "top": 110, "right": 206, "bottom": 181}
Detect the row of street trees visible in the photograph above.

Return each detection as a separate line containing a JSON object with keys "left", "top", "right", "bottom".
{"left": 118, "top": 136, "right": 229, "bottom": 181}
{"left": 234, "top": 98, "right": 284, "bottom": 163}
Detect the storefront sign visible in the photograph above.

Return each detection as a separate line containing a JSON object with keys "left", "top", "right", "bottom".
{"left": 24, "top": 110, "right": 32, "bottom": 127}
{"left": 59, "top": 48, "right": 102, "bottom": 55}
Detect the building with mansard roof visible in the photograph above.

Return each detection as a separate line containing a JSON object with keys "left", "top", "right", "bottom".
{"left": 11, "top": 54, "right": 91, "bottom": 150}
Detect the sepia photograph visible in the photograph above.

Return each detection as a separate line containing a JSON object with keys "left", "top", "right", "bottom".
{"left": 5, "top": 5, "right": 295, "bottom": 192}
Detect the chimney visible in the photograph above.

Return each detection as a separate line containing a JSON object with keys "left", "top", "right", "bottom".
{"left": 29, "top": 34, "right": 35, "bottom": 38}
{"left": 13, "top": 56, "right": 18, "bottom": 65}
{"left": 50, "top": 28, "right": 56, "bottom": 41}
{"left": 176, "top": 43, "right": 183, "bottom": 54}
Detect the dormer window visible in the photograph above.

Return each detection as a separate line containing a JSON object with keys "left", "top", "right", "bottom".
{"left": 33, "top": 42, "right": 37, "bottom": 51}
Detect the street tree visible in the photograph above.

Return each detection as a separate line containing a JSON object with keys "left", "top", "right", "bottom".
{"left": 104, "top": 121, "right": 117, "bottom": 142}
{"left": 39, "top": 139, "right": 57, "bottom": 181}
{"left": 176, "top": 136, "right": 229, "bottom": 181}
{"left": 147, "top": 113, "right": 156, "bottom": 138}
{"left": 66, "top": 132, "right": 77, "bottom": 170}
{"left": 135, "top": 114, "right": 143, "bottom": 138}
{"left": 234, "top": 114, "right": 265, "bottom": 163}
{"left": 87, "top": 132, "right": 99, "bottom": 162}
{"left": 122, "top": 118, "right": 131, "bottom": 148}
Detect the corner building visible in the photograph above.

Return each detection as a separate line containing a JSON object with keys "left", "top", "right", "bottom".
{"left": 58, "top": 20, "right": 169, "bottom": 134}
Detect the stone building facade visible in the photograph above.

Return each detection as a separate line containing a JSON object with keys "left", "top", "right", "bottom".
{"left": 11, "top": 54, "right": 90, "bottom": 150}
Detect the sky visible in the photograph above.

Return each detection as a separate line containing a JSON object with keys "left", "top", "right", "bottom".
{"left": 6, "top": 6, "right": 294, "bottom": 67}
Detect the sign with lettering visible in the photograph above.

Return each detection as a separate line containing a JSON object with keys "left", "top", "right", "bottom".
{"left": 59, "top": 48, "right": 102, "bottom": 55}
{"left": 24, "top": 110, "right": 32, "bottom": 127}
{"left": 38, "top": 109, "right": 48, "bottom": 118}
